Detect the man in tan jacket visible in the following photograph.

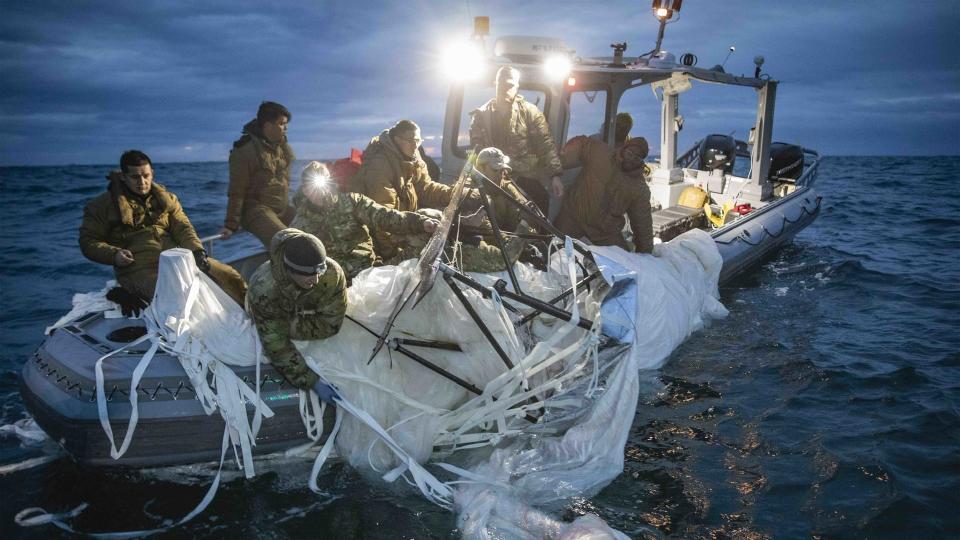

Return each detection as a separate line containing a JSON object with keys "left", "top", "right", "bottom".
{"left": 351, "top": 120, "right": 461, "bottom": 261}
{"left": 553, "top": 136, "right": 654, "bottom": 253}
{"left": 220, "top": 101, "right": 296, "bottom": 247}
{"left": 469, "top": 67, "right": 564, "bottom": 215}
{"left": 80, "top": 150, "right": 247, "bottom": 312}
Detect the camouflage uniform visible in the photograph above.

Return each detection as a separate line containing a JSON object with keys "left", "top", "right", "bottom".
{"left": 246, "top": 229, "right": 348, "bottom": 389}
{"left": 79, "top": 171, "right": 247, "bottom": 304}
{"left": 469, "top": 95, "right": 563, "bottom": 211}
{"left": 478, "top": 171, "right": 530, "bottom": 234}
{"left": 225, "top": 120, "right": 296, "bottom": 247}
{"left": 554, "top": 136, "right": 653, "bottom": 253}
{"left": 379, "top": 208, "right": 443, "bottom": 266}
{"left": 290, "top": 186, "right": 429, "bottom": 281}
{"left": 448, "top": 236, "right": 529, "bottom": 273}
{"left": 351, "top": 129, "right": 459, "bottom": 260}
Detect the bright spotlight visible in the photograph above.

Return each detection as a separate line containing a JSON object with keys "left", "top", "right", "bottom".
{"left": 652, "top": 0, "right": 682, "bottom": 21}
{"left": 440, "top": 41, "right": 485, "bottom": 81}
{"left": 543, "top": 55, "right": 572, "bottom": 81}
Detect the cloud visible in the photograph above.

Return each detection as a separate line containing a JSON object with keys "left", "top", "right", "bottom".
{"left": 0, "top": 0, "right": 958, "bottom": 165}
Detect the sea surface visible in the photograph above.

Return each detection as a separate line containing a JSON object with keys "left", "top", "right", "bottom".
{"left": 0, "top": 157, "right": 958, "bottom": 538}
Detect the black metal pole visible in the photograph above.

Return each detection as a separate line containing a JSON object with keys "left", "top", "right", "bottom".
{"left": 470, "top": 168, "right": 593, "bottom": 260}
{"left": 443, "top": 265, "right": 595, "bottom": 331}
{"left": 392, "top": 338, "right": 462, "bottom": 352}
{"left": 474, "top": 173, "right": 522, "bottom": 294}
{"left": 517, "top": 271, "right": 602, "bottom": 326}
{"left": 443, "top": 274, "right": 515, "bottom": 370}
{"left": 347, "top": 315, "right": 478, "bottom": 394}
{"left": 391, "top": 343, "right": 483, "bottom": 395}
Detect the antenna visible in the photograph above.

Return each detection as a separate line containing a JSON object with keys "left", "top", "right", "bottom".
{"left": 610, "top": 42, "right": 627, "bottom": 67}
{"left": 720, "top": 45, "right": 736, "bottom": 70}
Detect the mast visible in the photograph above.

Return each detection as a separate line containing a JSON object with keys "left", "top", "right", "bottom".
{"left": 744, "top": 80, "right": 777, "bottom": 202}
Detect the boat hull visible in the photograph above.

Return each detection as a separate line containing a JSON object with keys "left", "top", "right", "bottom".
{"left": 20, "top": 313, "right": 330, "bottom": 468}
{"left": 713, "top": 187, "right": 821, "bottom": 284}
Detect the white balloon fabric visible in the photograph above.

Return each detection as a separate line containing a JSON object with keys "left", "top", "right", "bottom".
{"left": 298, "top": 229, "right": 727, "bottom": 538}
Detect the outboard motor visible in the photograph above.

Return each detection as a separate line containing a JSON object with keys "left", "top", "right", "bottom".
{"left": 697, "top": 134, "right": 736, "bottom": 174}
{"left": 769, "top": 142, "right": 804, "bottom": 182}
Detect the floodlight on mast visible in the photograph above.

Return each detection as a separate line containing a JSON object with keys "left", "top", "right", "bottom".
{"left": 650, "top": 0, "right": 682, "bottom": 57}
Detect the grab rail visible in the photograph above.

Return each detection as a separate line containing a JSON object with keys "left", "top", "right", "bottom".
{"left": 790, "top": 148, "right": 820, "bottom": 189}
{"left": 199, "top": 233, "right": 226, "bottom": 256}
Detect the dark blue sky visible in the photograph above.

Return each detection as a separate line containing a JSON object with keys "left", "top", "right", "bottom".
{"left": 1, "top": 0, "right": 957, "bottom": 166}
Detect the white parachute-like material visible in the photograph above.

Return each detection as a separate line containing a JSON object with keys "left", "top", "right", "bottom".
{"left": 296, "top": 229, "right": 727, "bottom": 538}
{"left": 91, "top": 249, "right": 274, "bottom": 478}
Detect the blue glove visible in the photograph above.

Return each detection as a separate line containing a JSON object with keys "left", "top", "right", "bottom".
{"left": 312, "top": 380, "right": 339, "bottom": 405}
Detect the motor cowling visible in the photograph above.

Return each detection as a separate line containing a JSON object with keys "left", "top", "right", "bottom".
{"left": 769, "top": 142, "right": 804, "bottom": 181}
{"left": 697, "top": 134, "right": 736, "bottom": 174}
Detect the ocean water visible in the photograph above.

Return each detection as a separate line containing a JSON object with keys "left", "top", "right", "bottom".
{"left": 0, "top": 157, "right": 957, "bottom": 538}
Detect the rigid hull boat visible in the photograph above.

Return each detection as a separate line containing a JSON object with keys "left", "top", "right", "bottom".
{"left": 21, "top": 13, "right": 821, "bottom": 472}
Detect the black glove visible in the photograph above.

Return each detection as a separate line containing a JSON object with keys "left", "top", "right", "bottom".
{"left": 193, "top": 249, "right": 211, "bottom": 273}
{"left": 105, "top": 287, "right": 149, "bottom": 318}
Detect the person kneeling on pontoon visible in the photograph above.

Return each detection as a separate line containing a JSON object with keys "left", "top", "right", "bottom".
{"left": 291, "top": 162, "right": 438, "bottom": 283}
{"left": 79, "top": 150, "right": 247, "bottom": 316}
{"left": 246, "top": 229, "right": 346, "bottom": 401}
{"left": 554, "top": 136, "right": 654, "bottom": 253}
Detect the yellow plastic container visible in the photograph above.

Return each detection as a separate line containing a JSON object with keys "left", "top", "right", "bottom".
{"left": 677, "top": 186, "right": 708, "bottom": 209}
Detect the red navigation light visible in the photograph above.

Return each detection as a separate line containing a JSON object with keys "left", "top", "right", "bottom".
{"left": 566, "top": 77, "right": 577, "bottom": 87}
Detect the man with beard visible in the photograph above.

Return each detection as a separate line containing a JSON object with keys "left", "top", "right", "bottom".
{"left": 553, "top": 136, "right": 654, "bottom": 253}
{"left": 469, "top": 66, "right": 564, "bottom": 216}
{"left": 79, "top": 150, "right": 247, "bottom": 314}
{"left": 220, "top": 101, "right": 296, "bottom": 247}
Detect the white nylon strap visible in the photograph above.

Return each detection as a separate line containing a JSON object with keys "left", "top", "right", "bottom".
{"left": 308, "top": 404, "right": 342, "bottom": 493}
{"left": 15, "top": 428, "right": 232, "bottom": 539}
{"left": 94, "top": 333, "right": 158, "bottom": 460}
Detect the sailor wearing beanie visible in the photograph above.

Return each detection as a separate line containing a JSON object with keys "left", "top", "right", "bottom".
{"left": 246, "top": 229, "right": 347, "bottom": 400}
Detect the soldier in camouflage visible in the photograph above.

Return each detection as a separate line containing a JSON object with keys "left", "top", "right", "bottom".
{"left": 291, "top": 162, "right": 439, "bottom": 282}
{"left": 469, "top": 67, "right": 564, "bottom": 215}
{"left": 246, "top": 229, "right": 347, "bottom": 394}
{"left": 474, "top": 147, "right": 531, "bottom": 233}
{"left": 445, "top": 208, "right": 531, "bottom": 274}
{"left": 220, "top": 102, "right": 296, "bottom": 248}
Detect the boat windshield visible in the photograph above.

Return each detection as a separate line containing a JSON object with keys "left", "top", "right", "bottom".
{"left": 566, "top": 88, "right": 608, "bottom": 143}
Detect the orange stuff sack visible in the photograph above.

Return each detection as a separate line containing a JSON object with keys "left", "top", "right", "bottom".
{"left": 331, "top": 148, "right": 362, "bottom": 192}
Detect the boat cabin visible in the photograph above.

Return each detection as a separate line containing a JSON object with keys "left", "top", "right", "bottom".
{"left": 439, "top": 30, "right": 820, "bottom": 256}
